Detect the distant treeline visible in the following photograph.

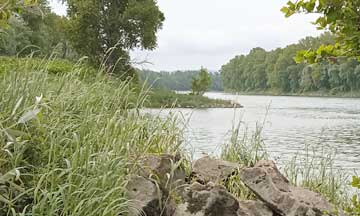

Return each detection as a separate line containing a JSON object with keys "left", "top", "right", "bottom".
{"left": 221, "top": 33, "right": 360, "bottom": 94}
{"left": 138, "top": 70, "right": 223, "bottom": 91}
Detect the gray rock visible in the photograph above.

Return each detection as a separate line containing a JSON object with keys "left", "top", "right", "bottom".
{"left": 237, "top": 200, "right": 274, "bottom": 216}
{"left": 192, "top": 156, "right": 240, "bottom": 183}
{"left": 126, "top": 175, "right": 162, "bottom": 216}
{"left": 174, "top": 183, "right": 275, "bottom": 216}
{"left": 174, "top": 184, "right": 240, "bottom": 216}
{"left": 240, "top": 160, "right": 343, "bottom": 216}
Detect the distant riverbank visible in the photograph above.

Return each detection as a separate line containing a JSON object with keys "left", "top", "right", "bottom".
{"left": 224, "top": 89, "right": 360, "bottom": 99}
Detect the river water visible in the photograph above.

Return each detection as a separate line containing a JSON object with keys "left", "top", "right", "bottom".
{"left": 147, "top": 92, "right": 360, "bottom": 172}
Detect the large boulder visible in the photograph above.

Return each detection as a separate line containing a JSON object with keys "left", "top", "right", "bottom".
{"left": 174, "top": 183, "right": 240, "bottom": 216}
{"left": 126, "top": 175, "right": 163, "bottom": 216}
{"left": 237, "top": 200, "right": 274, "bottom": 216}
{"left": 174, "top": 182, "right": 274, "bottom": 216}
{"left": 240, "top": 160, "right": 343, "bottom": 216}
{"left": 192, "top": 156, "right": 240, "bottom": 183}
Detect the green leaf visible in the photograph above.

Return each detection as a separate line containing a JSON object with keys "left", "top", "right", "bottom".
{"left": 11, "top": 96, "right": 23, "bottom": 116}
{"left": 281, "top": 6, "right": 290, "bottom": 14}
{"left": 304, "top": 1, "right": 316, "bottom": 12}
{"left": 286, "top": 1, "right": 296, "bottom": 10}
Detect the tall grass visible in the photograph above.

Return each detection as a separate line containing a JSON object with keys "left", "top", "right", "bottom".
{"left": 0, "top": 56, "right": 356, "bottom": 215}
{"left": 221, "top": 120, "right": 268, "bottom": 200}
{"left": 283, "top": 144, "right": 350, "bottom": 208}
{"left": 0, "top": 57, "right": 184, "bottom": 215}
{"left": 221, "top": 116, "right": 351, "bottom": 209}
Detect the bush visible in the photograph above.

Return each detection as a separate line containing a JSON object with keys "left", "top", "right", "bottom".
{"left": 0, "top": 57, "right": 97, "bottom": 76}
{"left": 46, "top": 59, "right": 73, "bottom": 74}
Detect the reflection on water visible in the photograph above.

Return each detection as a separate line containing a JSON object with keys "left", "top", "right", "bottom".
{"left": 146, "top": 92, "right": 360, "bottom": 172}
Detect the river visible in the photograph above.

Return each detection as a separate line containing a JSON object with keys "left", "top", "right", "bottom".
{"left": 147, "top": 92, "right": 360, "bottom": 173}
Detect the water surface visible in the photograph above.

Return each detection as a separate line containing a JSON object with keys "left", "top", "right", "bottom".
{"left": 147, "top": 92, "right": 360, "bottom": 172}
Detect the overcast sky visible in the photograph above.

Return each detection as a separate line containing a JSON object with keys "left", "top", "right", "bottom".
{"left": 49, "top": 0, "right": 321, "bottom": 71}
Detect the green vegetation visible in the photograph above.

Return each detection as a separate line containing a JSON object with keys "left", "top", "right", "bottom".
{"left": 348, "top": 176, "right": 360, "bottom": 214}
{"left": 191, "top": 67, "right": 211, "bottom": 96}
{"left": 221, "top": 120, "right": 359, "bottom": 212}
{"left": 282, "top": 0, "right": 360, "bottom": 63}
{"left": 146, "top": 89, "right": 237, "bottom": 108}
{"left": 66, "top": 0, "right": 164, "bottom": 78}
{"left": 1, "top": 0, "right": 360, "bottom": 214}
{"left": 220, "top": 33, "right": 360, "bottom": 95}
{"left": 0, "top": 0, "right": 38, "bottom": 28}
{"left": 0, "top": 57, "right": 358, "bottom": 214}
{"left": 140, "top": 67, "right": 236, "bottom": 108}
{"left": 221, "top": 122, "right": 268, "bottom": 200}
{"left": 0, "top": 56, "right": 238, "bottom": 110}
{"left": 1, "top": 0, "right": 164, "bottom": 79}
{"left": 0, "top": 1, "right": 72, "bottom": 58}
{"left": 0, "top": 57, "right": 183, "bottom": 215}
{"left": 138, "top": 69, "right": 223, "bottom": 91}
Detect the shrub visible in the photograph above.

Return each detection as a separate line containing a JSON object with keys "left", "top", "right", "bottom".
{"left": 46, "top": 59, "right": 73, "bottom": 74}
{"left": 0, "top": 57, "right": 97, "bottom": 77}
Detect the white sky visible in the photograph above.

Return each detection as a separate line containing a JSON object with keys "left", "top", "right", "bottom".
{"left": 49, "top": 0, "right": 321, "bottom": 71}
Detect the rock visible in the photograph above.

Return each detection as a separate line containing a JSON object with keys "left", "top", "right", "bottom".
{"left": 174, "top": 183, "right": 275, "bottom": 216}
{"left": 174, "top": 184, "right": 240, "bottom": 216}
{"left": 139, "top": 154, "right": 186, "bottom": 188}
{"left": 237, "top": 200, "right": 274, "bottom": 216}
{"left": 126, "top": 175, "right": 163, "bottom": 216}
{"left": 240, "top": 160, "right": 342, "bottom": 216}
{"left": 192, "top": 156, "right": 240, "bottom": 183}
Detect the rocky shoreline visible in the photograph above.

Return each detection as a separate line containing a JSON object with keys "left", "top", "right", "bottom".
{"left": 126, "top": 154, "right": 343, "bottom": 216}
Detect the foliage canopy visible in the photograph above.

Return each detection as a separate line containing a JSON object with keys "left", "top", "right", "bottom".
{"left": 282, "top": 0, "right": 360, "bottom": 63}
{"left": 191, "top": 67, "right": 212, "bottom": 95}
{"left": 66, "top": 0, "right": 165, "bottom": 78}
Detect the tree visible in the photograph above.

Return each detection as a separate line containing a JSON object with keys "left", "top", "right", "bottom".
{"left": 192, "top": 67, "right": 211, "bottom": 96}
{"left": 66, "top": 0, "right": 164, "bottom": 79}
{"left": 282, "top": 0, "right": 360, "bottom": 62}
{"left": 0, "top": 16, "right": 33, "bottom": 55}
{"left": 287, "top": 64, "right": 304, "bottom": 92}
{"left": 0, "top": 0, "right": 38, "bottom": 28}
{"left": 0, "top": 0, "right": 71, "bottom": 57}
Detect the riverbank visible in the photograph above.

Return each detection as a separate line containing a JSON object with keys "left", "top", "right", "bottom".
{"left": 224, "top": 89, "right": 360, "bottom": 98}
{"left": 145, "top": 89, "right": 243, "bottom": 108}
{"left": 0, "top": 57, "right": 358, "bottom": 215}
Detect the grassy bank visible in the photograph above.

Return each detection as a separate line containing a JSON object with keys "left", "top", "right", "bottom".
{"left": 0, "top": 57, "right": 241, "bottom": 109}
{"left": 0, "top": 57, "right": 359, "bottom": 215}
{"left": 0, "top": 57, "right": 184, "bottom": 215}
{"left": 145, "top": 89, "right": 242, "bottom": 108}
{"left": 225, "top": 89, "right": 360, "bottom": 98}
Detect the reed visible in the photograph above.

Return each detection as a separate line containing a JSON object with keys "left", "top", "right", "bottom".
{"left": 0, "top": 57, "right": 183, "bottom": 215}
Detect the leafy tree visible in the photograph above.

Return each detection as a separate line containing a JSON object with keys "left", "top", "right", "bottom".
{"left": 0, "top": 0, "right": 71, "bottom": 57}
{"left": 328, "top": 64, "right": 341, "bottom": 90}
{"left": 0, "top": 16, "right": 33, "bottom": 55}
{"left": 287, "top": 64, "right": 304, "bottom": 92}
{"left": 192, "top": 67, "right": 211, "bottom": 95}
{"left": 0, "top": 0, "right": 38, "bottom": 28}
{"left": 220, "top": 33, "right": 359, "bottom": 94}
{"left": 282, "top": 0, "right": 360, "bottom": 62}
{"left": 66, "top": 0, "right": 164, "bottom": 79}
{"left": 300, "top": 65, "right": 314, "bottom": 91}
